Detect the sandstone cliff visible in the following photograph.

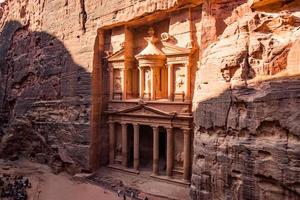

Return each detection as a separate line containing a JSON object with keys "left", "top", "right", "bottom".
{"left": 191, "top": 0, "right": 300, "bottom": 199}
{"left": 0, "top": 0, "right": 299, "bottom": 199}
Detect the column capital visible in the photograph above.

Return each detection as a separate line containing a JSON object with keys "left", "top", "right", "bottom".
{"left": 166, "top": 127, "right": 173, "bottom": 133}
{"left": 182, "top": 128, "right": 192, "bottom": 134}
{"left": 107, "top": 120, "right": 115, "bottom": 124}
{"left": 97, "top": 28, "right": 105, "bottom": 35}
{"left": 152, "top": 126, "right": 159, "bottom": 130}
{"left": 132, "top": 123, "right": 140, "bottom": 127}
{"left": 120, "top": 122, "right": 128, "bottom": 126}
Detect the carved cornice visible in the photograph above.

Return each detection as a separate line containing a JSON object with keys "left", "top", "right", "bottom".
{"left": 110, "top": 104, "right": 177, "bottom": 119}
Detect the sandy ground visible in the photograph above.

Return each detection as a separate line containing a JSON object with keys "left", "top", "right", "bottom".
{"left": 93, "top": 167, "right": 190, "bottom": 200}
{"left": 0, "top": 159, "right": 119, "bottom": 200}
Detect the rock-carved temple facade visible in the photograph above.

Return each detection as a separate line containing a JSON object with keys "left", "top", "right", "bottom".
{"left": 102, "top": 7, "right": 199, "bottom": 183}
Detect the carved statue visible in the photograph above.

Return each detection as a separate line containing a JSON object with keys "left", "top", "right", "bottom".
{"left": 176, "top": 74, "right": 185, "bottom": 89}
{"left": 145, "top": 69, "right": 151, "bottom": 93}
{"left": 176, "top": 152, "right": 184, "bottom": 162}
{"left": 116, "top": 144, "right": 122, "bottom": 154}
{"left": 114, "top": 76, "right": 122, "bottom": 91}
{"left": 175, "top": 67, "right": 185, "bottom": 91}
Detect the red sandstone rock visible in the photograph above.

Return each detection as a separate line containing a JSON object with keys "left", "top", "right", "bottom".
{"left": 191, "top": 1, "right": 300, "bottom": 200}
{"left": 0, "top": 0, "right": 299, "bottom": 200}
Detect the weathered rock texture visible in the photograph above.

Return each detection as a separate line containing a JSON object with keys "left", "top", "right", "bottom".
{"left": 0, "top": 0, "right": 299, "bottom": 199}
{"left": 191, "top": 0, "right": 300, "bottom": 199}
{"left": 0, "top": 0, "right": 97, "bottom": 172}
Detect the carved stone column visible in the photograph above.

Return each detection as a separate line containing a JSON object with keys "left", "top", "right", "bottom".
{"left": 168, "top": 64, "right": 174, "bottom": 101}
{"left": 139, "top": 68, "right": 145, "bottom": 99}
{"left": 90, "top": 29, "right": 105, "bottom": 169}
{"left": 109, "top": 121, "right": 115, "bottom": 165}
{"left": 132, "top": 68, "right": 139, "bottom": 98}
{"left": 122, "top": 69, "right": 127, "bottom": 100}
{"left": 133, "top": 124, "right": 140, "bottom": 170}
{"left": 152, "top": 126, "right": 159, "bottom": 175}
{"left": 121, "top": 123, "right": 128, "bottom": 167}
{"left": 183, "top": 129, "right": 191, "bottom": 180}
{"left": 109, "top": 66, "right": 114, "bottom": 100}
{"left": 185, "top": 64, "right": 191, "bottom": 101}
{"left": 124, "top": 27, "right": 133, "bottom": 98}
{"left": 166, "top": 128, "right": 174, "bottom": 177}
{"left": 150, "top": 68, "right": 155, "bottom": 100}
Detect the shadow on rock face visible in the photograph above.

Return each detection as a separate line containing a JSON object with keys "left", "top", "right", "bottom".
{"left": 191, "top": 74, "right": 300, "bottom": 200}
{"left": 0, "top": 20, "right": 92, "bottom": 174}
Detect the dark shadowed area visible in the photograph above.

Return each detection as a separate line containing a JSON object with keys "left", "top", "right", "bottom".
{"left": 0, "top": 20, "right": 92, "bottom": 174}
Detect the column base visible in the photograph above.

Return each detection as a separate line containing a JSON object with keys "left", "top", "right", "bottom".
{"left": 150, "top": 174, "right": 190, "bottom": 187}
{"left": 107, "top": 164, "right": 140, "bottom": 175}
{"left": 151, "top": 172, "right": 159, "bottom": 176}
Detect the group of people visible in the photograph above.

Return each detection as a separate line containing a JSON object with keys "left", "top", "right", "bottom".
{"left": 0, "top": 174, "right": 31, "bottom": 200}
{"left": 117, "top": 189, "right": 149, "bottom": 200}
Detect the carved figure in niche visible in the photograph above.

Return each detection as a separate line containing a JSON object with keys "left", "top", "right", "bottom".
{"left": 145, "top": 69, "right": 151, "bottom": 93}
{"left": 114, "top": 70, "right": 122, "bottom": 91}
{"left": 175, "top": 66, "right": 185, "bottom": 91}
{"left": 116, "top": 144, "right": 122, "bottom": 155}
{"left": 176, "top": 152, "right": 184, "bottom": 163}
{"left": 176, "top": 74, "right": 185, "bottom": 89}
{"left": 114, "top": 77, "right": 122, "bottom": 91}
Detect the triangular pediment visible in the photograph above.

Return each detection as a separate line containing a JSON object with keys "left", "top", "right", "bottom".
{"left": 108, "top": 48, "right": 125, "bottom": 62}
{"left": 162, "top": 42, "right": 192, "bottom": 56}
{"left": 114, "top": 104, "right": 174, "bottom": 118}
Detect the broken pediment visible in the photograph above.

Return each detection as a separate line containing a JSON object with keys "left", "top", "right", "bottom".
{"left": 161, "top": 42, "right": 192, "bottom": 56}
{"left": 108, "top": 48, "right": 125, "bottom": 62}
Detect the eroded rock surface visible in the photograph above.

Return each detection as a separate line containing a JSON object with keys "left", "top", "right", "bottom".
{"left": 0, "top": 0, "right": 299, "bottom": 199}
{"left": 191, "top": 1, "right": 300, "bottom": 199}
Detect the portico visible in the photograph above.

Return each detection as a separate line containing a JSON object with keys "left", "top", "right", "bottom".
{"left": 106, "top": 101, "right": 192, "bottom": 182}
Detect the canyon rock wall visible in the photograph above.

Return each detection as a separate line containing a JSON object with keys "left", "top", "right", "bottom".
{"left": 0, "top": 1, "right": 93, "bottom": 173}
{"left": 191, "top": 0, "right": 300, "bottom": 199}
{"left": 0, "top": 0, "right": 299, "bottom": 199}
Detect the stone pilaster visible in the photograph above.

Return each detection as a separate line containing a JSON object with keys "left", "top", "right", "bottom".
{"left": 109, "top": 121, "right": 115, "bottom": 165}
{"left": 139, "top": 68, "right": 145, "bottom": 99}
{"left": 183, "top": 129, "right": 191, "bottom": 180}
{"left": 133, "top": 124, "right": 140, "bottom": 170}
{"left": 121, "top": 123, "right": 128, "bottom": 167}
{"left": 168, "top": 64, "right": 174, "bottom": 101}
{"left": 166, "top": 128, "right": 174, "bottom": 177}
{"left": 150, "top": 68, "right": 155, "bottom": 100}
{"left": 152, "top": 126, "right": 159, "bottom": 175}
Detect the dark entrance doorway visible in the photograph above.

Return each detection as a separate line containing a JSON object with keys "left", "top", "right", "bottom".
{"left": 127, "top": 124, "right": 134, "bottom": 168}
{"left": 159, "top": 127, "right": 167, "bottom": 175}
{"left": 139, "top": 125, "right": 153, "bottom": 170}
